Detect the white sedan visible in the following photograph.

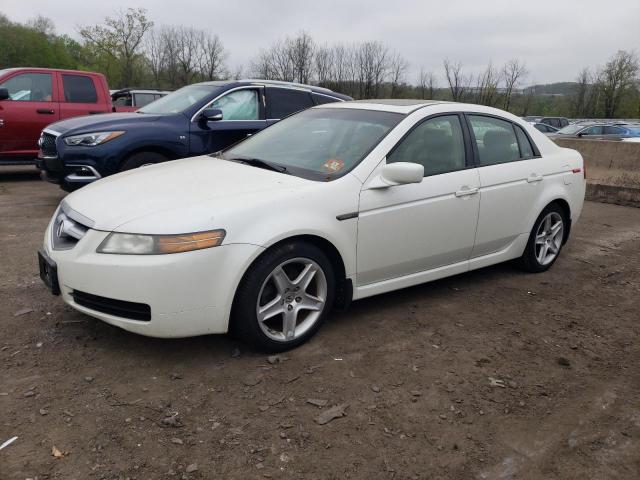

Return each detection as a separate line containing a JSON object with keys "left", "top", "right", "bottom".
{"left": 38, "top": 100, "right": 586, "bottom": 351}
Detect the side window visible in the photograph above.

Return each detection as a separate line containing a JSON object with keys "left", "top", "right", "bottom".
{"left": 62, "top": 75, "right": 98, "bottom": 103}
{"left": 582, "top": 126, "right": 603, "bottom": 135}
{"left": 312, "top": 93, "right": 340, "bottom": 105}
{"left": 0, "top": 73, "right": 53, "bottom": 101}
{"left": 603, "top": 126, "right": 623, "bottom": 135}
{"left": 113, "top": 94, "right": 132, "bottom": 107}
{"left": 134, "top": 93, "right": 156, "bottom": 107}
{"left": 210, "top": 89, "right": 259, "bottom": 120}
{"left": 468, "top": 115, "right": 520, "bottom": 166}
{"left": 387, "top": 115, "right": 466, "bottom": 176}
{"left": 514, "top": 125, "right": 535, "bottom": 158}
{"left": 266, "top": 88, "right": 313, "bottom": 119}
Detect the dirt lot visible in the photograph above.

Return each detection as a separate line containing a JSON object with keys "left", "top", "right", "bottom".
{"left": 1, "top": 167, "right": 639, "bottom": 480}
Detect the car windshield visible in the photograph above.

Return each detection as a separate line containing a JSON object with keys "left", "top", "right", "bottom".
{"left": 220, "top": 107, "right": 403, "bottom": 180}
{"left": 138, "top": 85, "right": 219, "bottom": 114}
{"left": 557, "top": 124, "right": 586, "bottom": 135}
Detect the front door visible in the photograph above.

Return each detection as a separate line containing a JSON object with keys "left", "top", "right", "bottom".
{"left": 357, "top": 114, "right": 480, "bottom": 286}
{"left": 190, "top": 87, "right": 267, "bottom": 154}
{"left": 0, "top": 71, "right": 59, "bottom": 158}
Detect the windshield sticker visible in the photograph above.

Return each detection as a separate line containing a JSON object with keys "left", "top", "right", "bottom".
{"left": 322, "top": 158, "right": 345, "bottom": 173}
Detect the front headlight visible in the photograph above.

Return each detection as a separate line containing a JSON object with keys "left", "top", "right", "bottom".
{"left": 96, "top": 230, "right": 226, "bottom": 255}
{"left": 64, "top": 131, "right": 125, "bottom": 147}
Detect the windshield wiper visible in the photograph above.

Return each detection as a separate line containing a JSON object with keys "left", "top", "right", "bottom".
{"left": 226, "top": 157, "right": 289, "bottom": 174}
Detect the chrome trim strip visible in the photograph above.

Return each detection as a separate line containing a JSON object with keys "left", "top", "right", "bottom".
{"left": 42, "top": 128, "right": 61, "bottom": 137}
{"left": 61, "top": 201, "right": 95, "bottom": 228}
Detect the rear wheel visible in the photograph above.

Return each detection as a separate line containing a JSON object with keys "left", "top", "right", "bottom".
{"left": 231, "top": 242, "right": 335, "bottom": 352}
{"left": 517, "top": 204, "right": 566, "bottom": 272}
{"left": 119, "top": 151, "right": 167, "bottom": 171}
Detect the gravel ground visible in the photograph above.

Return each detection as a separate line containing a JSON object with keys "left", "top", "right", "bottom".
{"left": 1, "top": 167, "right": 639, "bottom": 480}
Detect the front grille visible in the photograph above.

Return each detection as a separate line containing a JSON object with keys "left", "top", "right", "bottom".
{"left": 40, "top": 132, "right": 58, "bottom": 158}
{"left": 72, "top": 291, "right": 151, "bottom": 321}
{"left": 51, "top": 205, "right": 90, "bottom": 250}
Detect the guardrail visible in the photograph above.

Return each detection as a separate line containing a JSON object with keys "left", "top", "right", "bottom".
{"left": 553, "top": 138, "right": 640, "bottom": 207}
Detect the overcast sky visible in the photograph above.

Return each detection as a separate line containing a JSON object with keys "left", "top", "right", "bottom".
{"left": 3, "top": 0, "right": 639, "bottom": 85}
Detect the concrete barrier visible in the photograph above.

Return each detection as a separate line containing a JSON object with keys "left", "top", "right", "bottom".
{"left": 553, "top": 138, "right": 640, "bottom": 207}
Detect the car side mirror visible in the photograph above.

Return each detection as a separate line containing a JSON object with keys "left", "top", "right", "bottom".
{"left": 369, "top": 162, "right": 424, "bottom": 189}
{"left": 0, "top": 88, "right": 9, "bottom": 101}
{"left": 201, "top": 108, "right": 223, "bottom": 121}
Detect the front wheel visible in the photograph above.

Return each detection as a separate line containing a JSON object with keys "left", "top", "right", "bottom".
{"left": 517, "top": 204, "right": 567, "bottom": 273}
{"left": 231, "top": 242, "right": 335, "bottom": 352}
{"left": 119, "top": 151, "right": 167, "bottom": 171}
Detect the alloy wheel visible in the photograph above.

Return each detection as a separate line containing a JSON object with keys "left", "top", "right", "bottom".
{"left": 256, "top": 258, "right": 328, "bottom": 342}
{"left": 535, "top": 212, "right": 563, "bottom": 266}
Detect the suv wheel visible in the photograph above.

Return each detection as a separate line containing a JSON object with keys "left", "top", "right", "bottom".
{"left": 120, "top": 151, "right": 167, "bottom": 171}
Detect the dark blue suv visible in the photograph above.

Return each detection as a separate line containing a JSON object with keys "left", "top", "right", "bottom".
{"left": 36, "top": 80, "right": 351, "bottom": 190}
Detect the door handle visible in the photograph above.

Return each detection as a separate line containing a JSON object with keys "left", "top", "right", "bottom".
{"left": 527, "top": 174, "right": 544, "bottom": 183}
{"left": 36, "top": 109, "right": 55, "bottom": 114}
{"left": 455, "top": 187, "right": 479, "bottom": 197}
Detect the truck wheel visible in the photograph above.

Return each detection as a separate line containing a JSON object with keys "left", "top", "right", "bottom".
{"left": 119, "top": 152, "right": 167, "bottom": 172}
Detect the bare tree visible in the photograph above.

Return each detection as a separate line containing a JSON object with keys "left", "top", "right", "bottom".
{"left": 356, "top": 41, "right": 389, "bottom": 98}
{"left": 27, "top": 15, "right": 56, "bottom": 36}
{"left": 288, "top": 31, "right": 314, "bottom": 84}
{"left": 79, "top": 8, "right": 153, "bottom": 86}
{"left": 417, "top": 68, "right": 437, "bottom": 99}
{"left": 502, "top": 59, "right": 527, "bottom": 111}
{"left": 199, "top": 32, "right": 226, "bottom": 81}
{"left": 599, "top": 50, "right": 639, "bottom": 118}
{"left": 443, "top": 59, "right": 468, "bottom": 101}
{"left": 474, "top": 62, "right": 501, "bottom": 106}
{"left": 388, "top": 52, "right": 409, "bottom": 98}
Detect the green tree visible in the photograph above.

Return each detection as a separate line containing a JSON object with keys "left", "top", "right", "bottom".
{"left": 79, "top": 8, "right": 153, "bottom": 87}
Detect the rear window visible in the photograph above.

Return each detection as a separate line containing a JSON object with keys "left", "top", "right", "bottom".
{"left": 266, "top": 87, "right": 314, "bottom": 119}
{"left": 62, "top": 75, "right": 98, "bottom": 103}
{"left": 312, "top": 93, "right": 342, "bottom": 105}
{"left": 514, "top": 125, "right": 536, "bottom": 158}
{"left": 134, "top": 93, "right": 157, "bottom": 107}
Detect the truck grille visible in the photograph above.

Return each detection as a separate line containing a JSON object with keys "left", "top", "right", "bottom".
{"left": 39, "top": 132, "right": 58, "bottom": 158}
{"left": 72, "top": 291, "right": 151, "bottom": 321}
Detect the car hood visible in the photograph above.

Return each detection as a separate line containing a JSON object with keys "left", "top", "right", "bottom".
{"left": 46, "top": 112, "right": 164, "bottom": 135}
{"left": 63, "top": 156, "right": 312, "bottom": 233}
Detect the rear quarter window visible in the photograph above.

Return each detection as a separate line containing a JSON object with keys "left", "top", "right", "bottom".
{"left": 266, "top": 87, "right": 314, "bottom": 119}
{"left": 62, "top": 74, "right": 98, "bottom": 103}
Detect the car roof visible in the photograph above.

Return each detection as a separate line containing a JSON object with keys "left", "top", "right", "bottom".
{"left": 194, "top": 79, "right": 350, "bottom": 99}
{"left": 112, "top": 88, "right": 171, "bottom": 95}
{"left": 317, "top": 99, "right": 451, "bottom": 114}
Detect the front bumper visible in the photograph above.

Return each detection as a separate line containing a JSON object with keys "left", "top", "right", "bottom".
{"left": 43, "top": 224, "right": 264, "bottom": 338}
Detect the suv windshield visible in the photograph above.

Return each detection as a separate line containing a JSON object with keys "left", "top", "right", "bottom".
{"left": 557, "top": 124, "right": 586, "bottom": 135}
{"left": 220, "top": 108, "right": 403, "bottom": 181}
{"left": 138, "top": 85, "right": 219, "bottom": 114}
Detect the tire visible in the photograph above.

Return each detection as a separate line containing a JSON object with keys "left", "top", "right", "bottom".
{"left": 119, "top": 151, "right": 167, "bottom": 172}
{"left": 231, "top": 242, "right": 336, "bottom": 352}
{"left": 517, "top": 203, "right": 567, "bottom": 273}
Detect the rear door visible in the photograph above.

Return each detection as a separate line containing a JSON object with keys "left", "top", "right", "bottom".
{"left": 190, "top": 87, "right": 266, "bottom": 154}
{"left": 58, "top": 73, "right": 110, "bottom": 120}
{"left": 265, "top": 87, "right": 314, "bottom": 125}
{"left": 468, "top": 114, "right": 543, "bottom": 257}
{"left": 0, "top": 70, "right": 60, "bottom": 157}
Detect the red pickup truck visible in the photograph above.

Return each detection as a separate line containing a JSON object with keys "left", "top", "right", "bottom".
{"left": 0, "top": 68, "right": 112, "bottom": 165}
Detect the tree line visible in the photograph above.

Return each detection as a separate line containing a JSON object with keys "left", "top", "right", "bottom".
{"left": 1, "top": 8, "right": 638, "bottom": 118}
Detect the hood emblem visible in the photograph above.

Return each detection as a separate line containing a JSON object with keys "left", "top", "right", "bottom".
{"left": 56, "top": 219, "right": 66, "bottom": 238}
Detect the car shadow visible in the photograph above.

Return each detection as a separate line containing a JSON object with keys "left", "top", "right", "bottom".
{"left": 0, "top": 166, "right": 41, "bottom": 182}
{"left": 55, "top": 261, "right": 521, "bottom": 360}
